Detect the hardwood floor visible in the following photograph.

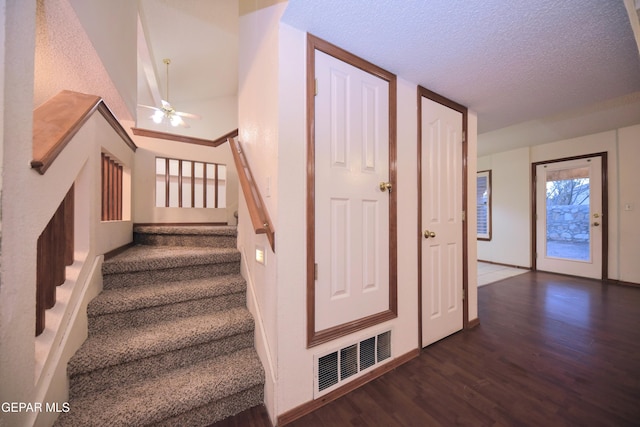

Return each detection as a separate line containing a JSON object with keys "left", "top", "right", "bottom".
{"left": 213, "top": 271, "right": 640, "bottom": 426}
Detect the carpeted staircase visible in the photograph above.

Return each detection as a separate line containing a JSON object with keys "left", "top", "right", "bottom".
{"left": 55, "top": 225, "right": 264, "bottom": 426}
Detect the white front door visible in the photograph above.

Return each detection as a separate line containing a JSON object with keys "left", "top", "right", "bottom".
{"left": 535, "top": 157, "right": 603, "bottom": 279}
{"left": 420, "top": 96, "right": 464, "bottom": 347}
{"left": 314, "top": 49, "right": 391, "bottom": 332}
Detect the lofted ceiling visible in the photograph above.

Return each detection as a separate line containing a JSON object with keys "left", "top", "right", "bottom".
{"left": 138, "top": 0, "right": 640, "bottom": 154}
{"left": 136, "top": 0, "right": 238, "bottom": 134}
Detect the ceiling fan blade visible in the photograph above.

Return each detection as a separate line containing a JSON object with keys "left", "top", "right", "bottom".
{"left": 174, "top": 115, "right": 190, "bottom": 128}
{"left": 138, "top": 104, "right": 162, "bottom": 112}
{"left": 175, "top": 111, "right": 201, "bottom": 119}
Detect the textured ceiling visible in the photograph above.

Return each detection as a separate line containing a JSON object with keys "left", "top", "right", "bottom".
{"left": 282, "top": 0, "right": 640, "bottom": 136}
{"left": 138, "top": 0, "right": 640, "bottom": 152}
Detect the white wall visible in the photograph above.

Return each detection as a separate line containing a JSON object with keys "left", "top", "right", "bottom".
{"left": 467, "top": 112, "right": 479, "bottom": 322}
{"left": 239, "top": 5, "right": 479, "bottom": 422}
{"left": 131, "top": 134, "right": 239, "bottom": 225}
{"left": 0, "top": 2, "right": 38, "bottom": 426}
{"left": 238, "top": 3, "right": 283, "bottom": 422}
{"left": 617, "top": 124, "right": 640, "bottom": 284}
{"left": 275, "top": 22, "right": 417, "bottom": 416}
{"left": 477, "top": 124, "right": 640, "bottom": 284}
{"left": 67, "top": 0, "right": 138, "bottom": 119}
{"left": 477, "top": 147, "right": 531, "bottom": 267}
{"left": 34, "top": 0, "right": 134, "bottom": 122}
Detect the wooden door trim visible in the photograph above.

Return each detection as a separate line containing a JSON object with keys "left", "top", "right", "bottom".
{"left": 417, "top": 86, "right": 469, "bottom": 349}
{"left": 531, "top": 152, "right": 608, "bottom": 279}
{"left": 306, "top": 34, "right": 398, "bottom": 348}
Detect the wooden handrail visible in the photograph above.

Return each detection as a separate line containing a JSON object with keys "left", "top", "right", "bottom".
{"left": 131, "top": 127, "right": 238, "bottom": 148}
{"left": 228, "top": 137, "right": 275, "bottom": 252}
{"left": 32, "top": 90, "right": 137, "bottom": 175}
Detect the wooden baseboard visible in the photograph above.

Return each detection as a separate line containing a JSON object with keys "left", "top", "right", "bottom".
{"left": 103, "top": 242, "right": 135, "bottom": 260}
{"left": 133, "top": 222, "right": 227, "bottom": 227}
{"left": 477, "top": 259, "right": 531, "bottom": 270}
{"left": 606, "top": 279, "right": 640, "bottom": 288}
{"left": 467, "top": 318, "right": 480, "bottom": 329}
{"left": 277, "top": 348, "right": 420, "bottom": 426}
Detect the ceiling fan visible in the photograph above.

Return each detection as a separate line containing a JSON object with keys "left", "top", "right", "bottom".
{"left": 138, "top": 58, "right": 201, "bottom": 128}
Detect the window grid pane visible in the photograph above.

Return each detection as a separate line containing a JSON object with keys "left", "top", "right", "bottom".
{"left": 155, "top": 157, "right": 227, "bottom": 210}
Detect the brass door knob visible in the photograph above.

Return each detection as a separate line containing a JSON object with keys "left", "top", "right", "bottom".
{"left": 379, "top": 182, "right": 392, "bottom": 193}
{"left": 423, "top": 230, "right": 436, "bottom": 239}
{"left": 593, "top": 222, "right": 600, "bottom": 227}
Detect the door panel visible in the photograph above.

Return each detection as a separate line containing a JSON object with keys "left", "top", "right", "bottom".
{"left": 421, "top": 97, "right": 464, "bottom": 347}
{"left": 314, "top": 50, "right": 390, "bottom": 332}
{"left": 535, "top": 157, "right": 603, "bottom": 278}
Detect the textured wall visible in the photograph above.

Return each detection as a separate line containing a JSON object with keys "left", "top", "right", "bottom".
{"left": 68, "top": 0, "right": 137, "bottom": 118}
{"left": 0, "top": 2, "right": 38, "bottom": 426}
{"left": 34, "top": 0, "right": 134, "bottom": 121}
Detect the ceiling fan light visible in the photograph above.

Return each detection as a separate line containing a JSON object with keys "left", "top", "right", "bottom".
{"left": 170, "top": 114, "right": 181, "bottom": 127}
{"left": 152, "top": 110, "right": 164, "bottom": 124}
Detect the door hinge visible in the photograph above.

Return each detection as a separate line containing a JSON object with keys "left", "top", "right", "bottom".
{"left": 462, "top": 131, "right": 466, "bottom": 143}
{"left": 314, "top": 78, "right": 318, "bottom": 96}
{"left": 461, "top": 211, "right": 466, "bottom": 221}
{"left": 462, "top": 289, "right": 466, "bottom": 301}
{"left": 314, "top": 263, "right": 318, "bottom": 280}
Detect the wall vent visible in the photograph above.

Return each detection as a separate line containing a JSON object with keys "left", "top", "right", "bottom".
{"left": 315, "top": 330, "right": 392, "bottom": 397}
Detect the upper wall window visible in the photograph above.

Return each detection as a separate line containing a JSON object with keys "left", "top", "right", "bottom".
{"left": 477, "top": 170, "right": 491, "bottom": 240}
{"left": 102, "top": 153, "right": 123, "bottom": 221}
{"left": 155, "top": 157, "right": 226, "bottom": 209}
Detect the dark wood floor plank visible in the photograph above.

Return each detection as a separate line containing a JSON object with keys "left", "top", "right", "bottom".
{"left": 212, "top": 271, "right": 640, "bottom": 426}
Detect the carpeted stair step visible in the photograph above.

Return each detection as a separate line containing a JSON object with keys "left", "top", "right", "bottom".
{"left": 61, "top": 225, "right": 265, "bottom": 425}
{"left": 57, "top": 347, "right": 265, "bottom": 427}
{"left": 88, "top": 274, "right": 247, "bottom": 333}
{"left": 69, "top": 307, "right": 254, "bottom": 376}
{"left": 102, "top": 245, "right": 240, "bottom": 289}
{"left": 133, "top": 225, "right": 238, "bottom": 248}
{"left": 68, "top": 306, "right": 255, "bottom": 399}
{"left": 69, "top": 332, "right": 255, "bottom": 399}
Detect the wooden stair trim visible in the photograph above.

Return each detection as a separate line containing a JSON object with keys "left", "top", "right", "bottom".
{"left": 131, "top": 127, "right": 238, "bottom": 148}
{"left": 32, "top": 90, "right": 137, "bottom": 175}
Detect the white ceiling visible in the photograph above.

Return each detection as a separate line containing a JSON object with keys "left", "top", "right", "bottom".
{"left": 138, "top": 0, "right": 640, "bottom": 155}
{"left": 137, "top": 0, "right": 238, "bottom": 114}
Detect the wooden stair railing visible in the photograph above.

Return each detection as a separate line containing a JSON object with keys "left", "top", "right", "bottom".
{"left": 36, "top": 185, "right": 74, "bottom": 336}
{"left": 228, "top": 137, "right": 275, "bottom": 252}
{"left": 31, "top": 90, "right": 136, "bottom": 175}
{"left": 32, "top": 90, "right": 137, "bottom": 336}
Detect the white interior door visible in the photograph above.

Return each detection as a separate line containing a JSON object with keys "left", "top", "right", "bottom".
{"left": 536, "top": 157, "right": 603, "bottom": 278}
{"left": 314, "top": 50, "right": 390, "bottom": 332}
{"left": 421, "top": 96, "right": 463, "bottom": 347}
